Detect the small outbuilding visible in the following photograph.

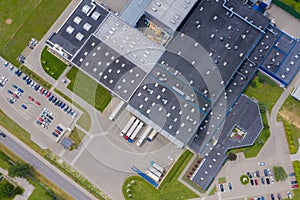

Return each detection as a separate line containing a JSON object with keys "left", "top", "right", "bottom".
{"left": 60, "top": 137, "right": 74, "bottom": 149}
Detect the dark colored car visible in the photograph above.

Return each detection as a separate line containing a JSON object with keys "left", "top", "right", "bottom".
{"left": 46, "top": 92, "right": 51, "bottom": 98}
{"left": 48, "top": 95, "right": 54, "bottom": 101}
{"left": 247, "top": 172, "right": 252, "bottom": 178}
{"left": 46, "top": 114, "right": 53, "bottom": 120}
{"left": 61, "top": 103, "right": 66, "bottom": 109}
{"left": 278, "top": 193, "right": 282, "bottom": 200}
{"left": 55, "top": 100, "right": 60, "bottom": 106}
{"left": 54, "top": 129, "right": 60, "bottom": 135}
{"left": 36, "top": 120, "right": 42, "bottom": 125}
{"left": 266, "top": 177, "right": 270, "bottom": 185}
{"left": 261, "top": 177, "right": 265, "bottom": 185}
{"left": 270, "top": 194, "right": 275, "bottom": 200}
{"left": 64, "top": 106, "right": 69, "bottom": 112}
{"left": 256, "top": 170, "right": 260, "bottom": 178}
{"left": 220, "top": 184, "right": 224, "bottom": 192}
{"left": 7, "top": 90, "right": 13, "bottom": 95}
{"left": 254, "top": 179, "right": 258, "bottom": 185}
{"left": 57, "top": 126, "right": 63, "bottom": 132}
{"left": 52, "top": 97, "right": 57, "bottom": 103}
{"left": 52, "top": 132, "right": 58, "bottom": 137}
{"left": 12, "top": 84, "right": 18, "bottom": 89}
{"left": 22, "top": 75, "right": 27, "bottom": 80}
{"left": 291, "top": 181, "right": 298, "bottom": 184}
{"left": 21, "top": 104, "right": 27, "bottom": 109}
{"left": 264, "top": 169, "right": 269, "bottom": 176}
{"left": 17, "top": 88, "right": 24, "bottom": 93}
{"left": 250, "top": 179, "right": 254, "bottom": 185}
{"left": 289, "top": 173, "right": 296, "bottom": 176}
{"left": 13, "top": 94, "right": 19, "bottom": 99}
{"left": 0, "top": 132, "right": 6, "bottom": 137}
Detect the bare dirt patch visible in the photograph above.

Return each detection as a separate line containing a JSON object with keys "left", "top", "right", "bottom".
{"left": 5, "top": 18, "right": 13, "bottom": 25}
{"left": 279, "top": 111, "right": 300, "bottom": 129}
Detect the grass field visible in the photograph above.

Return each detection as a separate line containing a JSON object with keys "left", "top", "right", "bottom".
{"left": 278, "top": 94, "right": 300, "bottom": 154}
{"left": 66, "top": 67, "right": 112, "bottom": 112}
{"left": 244, "top": 72, "right": 283, "bottom": 112}
{"left": 0, "top": 0, "right": 72, "bottom": 66}
{"left": 20, "top": 65, "right": 52, "bottom": 90}
{"left": 41, "top": 47, "right": 67, "bottom": 80}
{"left": 279, "top": 0, "right": 300, "bottom": 13}
{"left": 122, "top": 150, "right": 198, "bottom": 200}
{"left": 292, "top": 161, "right": 300, "bottom": 199}
{"left": 69, "top": 127, "right": 86, "bottom": 149}
{"left": 54, "top": 88, "right": 92, "bottom": 131}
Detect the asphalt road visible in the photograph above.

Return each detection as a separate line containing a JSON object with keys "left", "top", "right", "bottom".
{"left": 0, "top": 130, "right": 95, "bottom": 200}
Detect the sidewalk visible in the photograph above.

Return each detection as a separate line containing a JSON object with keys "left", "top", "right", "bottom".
{"left": 0, "top": 168, "right": 35, "bottom": 200}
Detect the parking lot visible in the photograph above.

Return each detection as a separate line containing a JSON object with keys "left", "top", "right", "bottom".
{"left": 0, "top": 57, "right": 81, "bottom": 149}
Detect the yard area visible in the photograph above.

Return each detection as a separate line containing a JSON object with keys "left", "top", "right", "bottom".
{"left": 244, "top": 72, "right": 283, "bottom": 112}
{"left": 278, "top": 95, "right": 300, "bottom": 154}
{"left": 68, "top": 127, "right": 86, "bottom": 150}
{"left": 122, "top": 150, "right": 198, "bottom": 200}
{"left": 41, "top": 47, "right": 67, "bottom": 80}
{"left": 0, "top": 0, "right": 72, "bottom": 66}
{"left": 66, "top": 67, "right": 112, "bottom": 112}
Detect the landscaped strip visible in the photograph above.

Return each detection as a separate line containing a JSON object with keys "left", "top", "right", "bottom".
{"left": 20, "top": 65, "right": 52, "bottom": 90}
{"left": 41, "top": 47, "right": 67, "bottom": 80}
{"left": 66, "top": 67, "right": 112, "bottom": 112}
{"left": 54, "top": 88, "right": 92, "bottom": 131}
{"left": 272, "top": 0, "right": 300, "bottom": 20}
{"left": 0, "top": 0, "right": 72, "bottom": 66}
{"left": 0, "top": 109, "right": 108, "bottom": 199}
{"left": 122, "top": 150, "right": 198, "bottom": 200}
{"left": 0, "top": 144, "right": 71, "bottom": 200}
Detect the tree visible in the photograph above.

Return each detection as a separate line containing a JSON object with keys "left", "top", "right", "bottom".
{"left": 8, "top": 162, "right": 32, "bottom": 178}
{"left": 227, "top": 152, "right": 237, "bottom": 161}
{"left": 0, "top": 182, "right": 14, "bottom": 198}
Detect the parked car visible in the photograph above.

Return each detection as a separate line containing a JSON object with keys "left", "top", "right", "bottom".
{"left": 21, "top": 104, "right": 27, "bottom": 109}
{"left": 7, "top": 98, "right": 14, "bottom": 104}
{"left": 35, "top": 101, "right": 41, "bottom": 106}
{"left": 291, "top": 181, "right": 298, "bottom": 184}
{"left": 0, "top": 132, "right": 6, "bottom": 137}
{"left": 250, "top": 179, "right": 254, "bottom": 185}
{"left": 261, "top": 177, "right": 265, "bottom": 185}
{"left": 228, "top": 183, "right": 232, "bottom": 191}
{"left": 254, "top": 179, "right": 258, "bottom": 185}
{"left": 277, "top": 193, "right": 282, "bottom": 200}
{"left": 264, "top": 169, "right": 269, "bottom": 176}
{"left": 36, "top": 120, "right": 42, "bottom": 125}
{"left": 266, "top": 177, "right": 270, "bottom": 184}
{"left": 287, "top": 191, "right": 292, "bottom": 199}
{"left": 256, "top": 170, "right": 260, "bottom": 178}
{"left": 17, "top": 88, "right": 24, "bottom": 93}
{"left": 48, "top": 95, "right": 54, "bottom": 101}
{"left": 52, "top": 132, "right": 58, "bottom": 137}
{"left": 7, "top": 90, "right": 13, "bottom": 95}
{"left": 292, "top": 184, "right": 298, "bottom": 189}
{"left": 28, "top": 96, "right": 34, "bottom": 101}
{"left": 220, "top": 184, "right": 224, "bottom": 192}
{"left": 60, "top": 103, "right": 66, "bottom": 109}
{"left": 46, "top": 92, "right": 51, "bottom": 98}
{"left": 57, "top": 126, "right": 63, "bottom": 132}
{"left": 258, "top": 162, "right": 265, "bottom": 166}
{"left": 12, "top": 84, "right": 18, "bottom": 89}
{"left": 270, "top": 176, "right": 275, "bottom": 184}
{"left": 13, "top": 94, "right": 19, "bottom": 99}
{"left": 54, "top": 129, "right": 61, "bottom": 135}
{"left": 270, "top": 194, "right": 275, "bottom": 200}
{"left": 289, "top": 173, "right": 296, "bottom": 177}
{"left": 267, "top": 169, "right": 272, "bottom": 175}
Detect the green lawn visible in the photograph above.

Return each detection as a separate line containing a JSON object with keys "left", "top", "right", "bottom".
{"left": 122, "top": 150, "right": 198, "bottom": 200}
{"left": 0, "top": 0, "right": 72, "bottom": 66}
{"left": 54, "top": 88, "right": 92, "bottom": 131}
{"left": 278, "top": 0, "right": 300, "bottom": 13}
{"left": 66, "top": 67, "right": 112, "bottom": 112}
{"left": 20, "top": 65, "right": 52, "bottom": 90}
{"left": 68, "top": 127, "right": 86, "bottom": 150}
{"left": 208, "top": 185, "right": 216, "bottom": 196}
{"left": 41, "top": 47, "right": 67, "bottom": 80}
{"left": 0, "top": 178, "right": 23, "bottom": 200}
{"left": 278, "top": 95, "right": 300, "bottom": 154}
{"left": 244, "top": 72, "right": 283, "bottom": 112}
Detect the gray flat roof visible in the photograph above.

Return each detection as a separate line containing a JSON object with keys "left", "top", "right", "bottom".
{"left": 94, "top": 14, "right": 165, "bottom": 73}
{"left": 145, "top": 0, "right": 197, "bottom": 32}
{"left": 191, "top": 95, "right": 263, "bottom": 190}
{"left": 72, "top": 35, "right": 146, "bottom": 101}
{"left": 47, "top": 0, "right": 108, "bottom": 56}
{"left": 119, "top": 0, "right": 152, "bottom": 26}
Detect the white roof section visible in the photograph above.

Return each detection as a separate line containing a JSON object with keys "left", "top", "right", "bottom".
{"left": 94, "top": 14, "right": 165, "bottom": 73}
{"left": 146, "top": 0, "right": 197, "bottom": 32}
{"left": 66, "top": 26, "right": 75, "bottom": 34}
{"left": 292, "top": 86, "right": 300, "bottom": 101}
